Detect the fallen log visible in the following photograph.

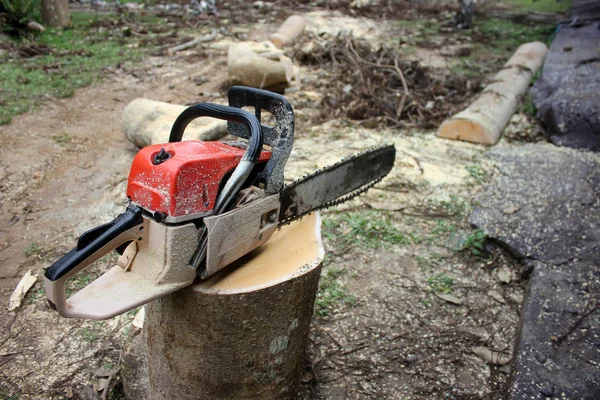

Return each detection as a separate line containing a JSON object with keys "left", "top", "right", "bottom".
{"left": 122, "top": 98, "right": 228, "bottom": 148}
{"left": 227, "top": 16, "right": 304, "bottom": 89}
{"left": 437, "top": 41, "right": 548, "bottom": 145}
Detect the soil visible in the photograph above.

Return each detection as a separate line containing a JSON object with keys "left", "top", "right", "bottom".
{"left": 0, "top": 2, "right": 544, "bottom": 399}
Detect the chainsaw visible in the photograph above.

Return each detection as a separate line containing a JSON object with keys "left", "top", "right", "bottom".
{"left": 44, "top": 86, "right": 396, "bottom": 319}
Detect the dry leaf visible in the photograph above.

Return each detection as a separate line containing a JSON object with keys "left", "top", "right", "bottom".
{"left": 132, "top": 307, "right": 145, "bottom": 329}
{"left": 435, "top": 292, "right": 463, "bottom": 305}
{"left": 488, "top": 290, "right": 506, "bottom": 304}
{"left": 472, "top": 346, "right": 511, "bottom": 365}
{"left": 8, "top": 270, "right": 37, "bottom": 311}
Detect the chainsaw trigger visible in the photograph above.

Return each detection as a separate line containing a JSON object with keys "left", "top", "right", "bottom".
{"left": 117, "top": 241, "right": 138, "bottom": 271}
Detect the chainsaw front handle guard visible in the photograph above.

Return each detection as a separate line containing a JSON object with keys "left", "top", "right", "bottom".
{"left": 227, "top": 86, "right": 295, "bottom": 194}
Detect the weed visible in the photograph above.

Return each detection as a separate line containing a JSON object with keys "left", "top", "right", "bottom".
{"left": 51, "top": 134, "right": 72, "bottom": 145}
{"left": 79, "top": 326, "right": 98, "bottom": 343}
{"left": 431, "top": 219, "right": 457, "bottom": 236}
{"left": 24, "top": 284, "right": 45, "bottom": 305}
{"left": 466, "top": 164, "right": 487, "bottom": 184}
{"left": 66, "top": 272, "right": 96, "bottom": 297}
{"left": 315, "top": 267, "right": 357, "bottom": 317}
{"left": 323, "top": 210, "right": 412, "bottom": 249}
{"left": 427, "top": 274, "right": 454, "bottom": 294}
{"left": 462, "top": 229, "right": 487, "bottom": 257}
{"left": 427, "top": 195, "right": 468, "bottom": 218}
{"left": 24, "top": 242, "right": 47, "bottom": 259}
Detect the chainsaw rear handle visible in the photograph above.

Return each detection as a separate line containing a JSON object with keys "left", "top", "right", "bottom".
{"left": 45, "top": 205, "right": 144, "bottom": 282}
{"left": 169, "top": 103, "right": 263, "bottom": 163}
{"left": 44, "top": 205, "right": 146, "bottom": 316}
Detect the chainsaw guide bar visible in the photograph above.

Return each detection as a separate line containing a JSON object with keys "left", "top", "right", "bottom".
{"left": 278, "top": 144, "right": 396, "bottom": 226}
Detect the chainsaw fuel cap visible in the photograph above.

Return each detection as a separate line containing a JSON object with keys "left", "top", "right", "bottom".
{"left": 152, "top": 148, "right": 172, "bottom": 165}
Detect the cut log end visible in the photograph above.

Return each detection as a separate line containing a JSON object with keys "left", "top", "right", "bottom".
{"left": 437, "top": 118, "right": 496, "bottom": 145}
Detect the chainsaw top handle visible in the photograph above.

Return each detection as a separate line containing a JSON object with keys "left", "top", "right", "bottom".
{"left": 168, "top": 103, "right": 263, "bottom": 164}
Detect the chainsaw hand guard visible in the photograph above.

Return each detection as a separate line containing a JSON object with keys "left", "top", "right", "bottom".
{"left": 44, "top": 210, "right": 198, "bottom": 319}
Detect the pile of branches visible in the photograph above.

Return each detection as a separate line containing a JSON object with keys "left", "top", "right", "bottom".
{"left": 294, "top": 34, "right": 477, "bottom": 128}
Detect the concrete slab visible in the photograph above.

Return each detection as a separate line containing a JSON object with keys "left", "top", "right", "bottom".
{"left": 470, "top": 143, "right": 600, "bottom": 399}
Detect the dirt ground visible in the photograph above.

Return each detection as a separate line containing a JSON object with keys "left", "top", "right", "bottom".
{"left": 0, "top": 2, "right": 552, "bottom": 399}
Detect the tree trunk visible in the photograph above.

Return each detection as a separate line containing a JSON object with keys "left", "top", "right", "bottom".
{"left": 437, "top": 41, "right": 548, "bottom": 145}
{"left": 41, "top": 0, "right": 71, "bottom": 28}
{"left": 144, "top": 213, "right": 324, "bottom": 399}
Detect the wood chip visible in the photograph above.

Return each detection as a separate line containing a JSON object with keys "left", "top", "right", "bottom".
{"left": 435, "top": 292, "right": 463, "bottom": 305}
{"left": 132, "top": 307, "right": 145, "bottom": 329}
{"left": 472, "top": 346, "right": 511, "bottom": 365}
{"left": 488, "top": 290, "right": 506, "bottom": 304}
{"left": 497, "top": 267, "right": 512, "bottom": 284}
{"left": 8, "top": 270, "right": 37, "bottom": 311}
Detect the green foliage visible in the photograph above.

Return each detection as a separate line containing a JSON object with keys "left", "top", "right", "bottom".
{"left": 427, "top": 274, "right": 454, "bottom": 294}
{"left": 427, "top": 195, "right": 468, "bottom": 218}
{"left": 462, "top": 229, "right": 487, "bottom": 257}
{"left": 51, "top": 133, "right": 72, "bottom": 145}
{"left": 79, "top": 326, "right": 99, "bottom": 342}
{"left": 315, "top": 267, "right": 357, "bottom": 317}
{"left": 0, "top": 0, "right": 39, "bottom": 34}
{"left": 0, "top": 13, "right": 163, "bottom": 125}
{"left": 66, "top": 272, "right": 97, "bottom": 297}
{"left": 503, "top": 0, "right": 572, "bottom": 13}
{"left": 466, "top": 164, "right": 487, "bottom": 184}
{"left": 24, "top": 242, "right": 48, "bottom": 260}
{"left": 323, "top": 210, "right": 413, "bottom": 249}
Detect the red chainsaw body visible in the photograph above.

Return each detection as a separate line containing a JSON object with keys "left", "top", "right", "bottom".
{"left": 127, "top": 141, "right": 271, "bottom": 218}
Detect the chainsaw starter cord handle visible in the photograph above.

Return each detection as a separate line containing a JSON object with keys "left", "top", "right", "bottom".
{"left": 169, "top": 103, "right": 263, "bottom": 163}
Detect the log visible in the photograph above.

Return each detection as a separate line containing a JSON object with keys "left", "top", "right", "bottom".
{"left": 122, "top": 98, "right": 228, "bottom": 148}
{"left": 437, "top": 41, "right": 548, "bottom": 145}
{"left": 144, "top": 213, "right": 324, "bottom": 399}
{"left": 227, "top": 16, "right": 303, "bottom": 89}
{"left": 227, "top": 41, "right": 298, "bottom": 89}
{"left": 268, "top": 15, "right": 306, "bottom": 49}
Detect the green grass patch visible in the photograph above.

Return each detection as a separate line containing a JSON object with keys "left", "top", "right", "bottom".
{"left": 427, "top": 274, "right": 454, "bottom": 294}
{"left": 315, "top": 267, "right": 357, "bottom": 317}
{"left": 323, "top": 210, "right": 414, "bottom": 249}
{"left": 501, "top": 0, "right": 572, "bottom": 13}
{"left": 0, "top": 12, "right": 165, "bottom": 125}
{"left": 451, "top": 18, "right": 555, "bottom": 78}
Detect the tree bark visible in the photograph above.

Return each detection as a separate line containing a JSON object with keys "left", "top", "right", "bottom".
{"left": 41, "top": 0, "right": 71, "bottom": 28}
{"left": 437, "top": 41, "right": 548, "bottom": 145}
{"left": 144, "top": 213, "right": 324, "bottom": 399}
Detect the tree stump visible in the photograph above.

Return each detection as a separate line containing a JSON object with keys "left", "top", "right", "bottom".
{"left": 143, "top": 213, "right": 324, "bottom": 399}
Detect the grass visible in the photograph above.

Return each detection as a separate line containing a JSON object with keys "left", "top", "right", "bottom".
{"left": 323, "top": 210, "right": 414, "bottom": 249}
{"left": 66, "top": 272, "right": 98, "bottom": 297}
{"left": 427, "top": 274, "right": 454, "bottom": 294}
{"left": 0, "top": 12, "right": 163, "bottom": 125}
{"left": 24, "top": 242, "right": 49, "bottom": 260}
{"left": 451, "top": 18, "right": 555, "bottom": 77}
{"left": 466, "top": 164, "right": 488, "bottom": 184}
{"left": 51, "top": 133, "right": 72, "bottom": 145}
{"left": 315, "top": 266, "right": 357, "bottom": 317}
{"left": 502, "top": 0, "right": 572, "bottom": 13}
